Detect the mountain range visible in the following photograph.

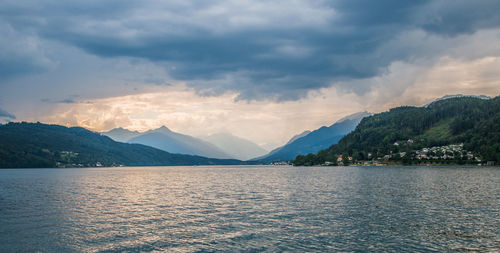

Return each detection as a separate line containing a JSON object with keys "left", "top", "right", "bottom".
{"left": 294, "top": 96, "right": 500, "bottom": 165}
{"left": 101, "top": 127, "right": 141, "bottom": 142}
{"left": 103, "top": 126, "right": 230, "bottom": 159}
{"left": 102, "top": 126, "right": 267, "bottom": 160}
{"left": 0, "top": 122, "right": 244, "bottom": 168}
{"left": 254, "top": 111, "right": 372, "bottom": 162}
{"left": 201, "top": 133, "right": 268, "bottom": 160}
{"left": 2, "top": 95, "right": 496, "bottom": 168}
{"left": 127, "top": 126, "right": 232, "bottom": 159}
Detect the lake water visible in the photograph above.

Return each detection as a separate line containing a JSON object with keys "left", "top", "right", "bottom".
{"left": 0, "top": 166, "right": 498, "bottom": 252}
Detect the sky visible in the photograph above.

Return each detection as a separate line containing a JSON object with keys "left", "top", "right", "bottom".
{"left": 1, "top": 0, "right": 500, "bottom": 149}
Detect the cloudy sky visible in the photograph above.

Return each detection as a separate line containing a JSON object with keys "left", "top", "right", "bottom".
{"left": 1, "top": 0, "right": 500, "bottom": 149}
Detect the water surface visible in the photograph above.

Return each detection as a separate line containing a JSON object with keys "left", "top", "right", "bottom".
{"left": 1, "top": 166, "right": 499, "bottom": 252}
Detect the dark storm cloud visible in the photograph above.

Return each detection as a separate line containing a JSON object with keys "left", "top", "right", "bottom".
{"left": 0, "top": 23, "right": 53, "bottom": 79}
{"left": 1, "top": 0, "right": 500, "bottom": 100}
{"left": 0, "top": 108, "right": 15, "bottom": 119}
{"left": 418, "top": 0, "right": 500, "bottom": 35}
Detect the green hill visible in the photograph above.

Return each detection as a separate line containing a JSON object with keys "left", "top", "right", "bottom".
{"left": 293, "top": 96, "right": 500, "bottom": 166}
{"left": 0, "top": 122, "right": 244, "bottom": 168}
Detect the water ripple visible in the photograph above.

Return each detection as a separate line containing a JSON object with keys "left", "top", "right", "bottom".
{"left": 0, "top": 166, "right": 499, "bottom": 252}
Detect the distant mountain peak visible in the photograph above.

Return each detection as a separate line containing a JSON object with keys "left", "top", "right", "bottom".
{"left": 108, "top": 127, "right": 138, "bottom": 133}
{"left": 286, "top": 130, "right": 311, "bottom": 145}
{"left": 254, "top": 111, "right": 371, "bottom": 162}
{"left": 335, "top": 111, "right": 372, "bottom": 124}
{"left": 157, "top": 125, "right": 171, "bottom": 131}
{"left": 101, "top": 127, "right": 142, "bottom": 143}
{"left": 202, "top": 132, "right": 267, "bottom": 160}
{"left": 149, "top": 125, "right": 173, "bottom": 135}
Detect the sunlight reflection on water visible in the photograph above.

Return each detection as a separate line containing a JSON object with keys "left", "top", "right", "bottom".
{"left": 0, "top": 166, "right": 499, "bottom": 252}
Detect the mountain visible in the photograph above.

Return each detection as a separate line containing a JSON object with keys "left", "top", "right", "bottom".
{"left": 256, "top": 130, "right": 311, "bottom": 160}
{"left": 294, "top": 96, "right": 500, "bottom": 165}
{"left": 252, "top": 130, "right": 311, "bottom": 161}
{"left": 424, "top": 94, "right": 491, "bottom": 107}
{"left": 101, "top": 127, "right": 141, "bottom": 142}
{"left": 286, "top": 130, "right": 311, "bottom": 145}
{"left": 254, "top": 111, "right": 372, "bottom": 162}
{"left": 127, "top": 126, "right": 232, "bottom": 159}
{"left": 0, "top": 122, "right": 244, "bottom": 168}
{"left": 202, "top": 133, "right": 268, "bottom": 160}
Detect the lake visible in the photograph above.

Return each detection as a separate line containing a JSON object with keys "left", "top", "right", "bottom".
{"left": 0, "top": 166, "right": 498, "bottom": 252}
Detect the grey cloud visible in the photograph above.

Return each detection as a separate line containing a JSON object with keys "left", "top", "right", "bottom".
{"left": 0, "top": 23, "right": 54, "bottom": 79}
{"left": 40, "top": 96, "right": 79, "bottom": 104}
{"left": 418, "top": 0, "right": 500, "bottom": 35}
{"left": 1, "top": 0, "right": 500, "bottom": 100}
{"left": 0, "top": 108, "right": 15, "bottom": 119}
{"left": 58, "top": 99, "right": 76, "bottom": 104}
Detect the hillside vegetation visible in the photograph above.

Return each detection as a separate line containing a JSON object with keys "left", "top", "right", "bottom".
{"left": 0, "top": 122, "right": 243, "bottom": 168}
{"left": 293, "top": 96, "right": 500, "bottom": 166}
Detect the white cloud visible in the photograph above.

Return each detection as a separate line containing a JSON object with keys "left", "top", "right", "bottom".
{"left": 331, "top": 55, "right": 500, "bottom": 111}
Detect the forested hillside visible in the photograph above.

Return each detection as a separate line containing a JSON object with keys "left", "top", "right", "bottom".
{"left": 293, "top": 96, "right": 500, "bottom": 166}
{"left": 0, "top": 122, "right": 244, "bottom": 168}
